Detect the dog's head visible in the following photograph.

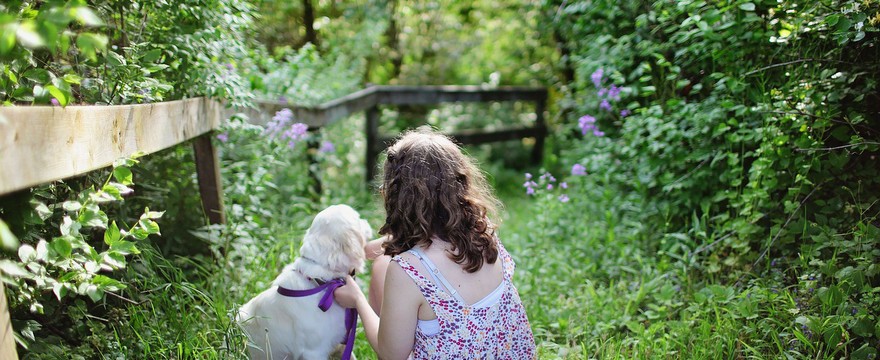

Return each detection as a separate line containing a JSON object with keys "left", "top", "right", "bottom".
{"left": 299, "top": 204, "right": 372, "bottom": 276}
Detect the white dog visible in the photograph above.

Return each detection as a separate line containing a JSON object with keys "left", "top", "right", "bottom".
{"left": 238, "top": 204, "right": 372, "bottom": 360}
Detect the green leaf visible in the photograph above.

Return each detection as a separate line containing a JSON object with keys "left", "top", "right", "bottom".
{"left": 101, "top": 183, "right": 123, "bottom": 200}
{"left": 836, "top": 18, "right": 852, "bottom": 33}
{"left": 112, "top": 166, "right": 133, "bottom": 185}
{"left": 92, "top": 275, "right": 125, "bottom": 289}
{"left": 143, "top": 49, "right": 163, "bottom": 63}
{"left": 104, "top": 221, "right": 121, "bottom": 245}
{"left": 0, "top": 24, "right": 16, "bottom": 54}
{"left": 129, "top": 227, "right": 149, "bottom": 240}
{"left": 50, "top": 237, "right": 72, "bottom": 258}
{"left": 3, "top": 66, "right": 17, "bottom": 84}
{"left": 59, "top": 216, "right": 81, "bottom": 236}
{"left": 71, "top": 7, "right": 104, "bottom": 27}
{"left": 0, "top": 219, "right": 19, "bottom": 251}
{"left": 826, "top": 14, "right": 840, "bottom": 26}
{"left": 18, "top": 244, "right": 36, "bottom": 262}
{"left": 22, "top": 68, "right": 51, "bottom": 83}
{"left": 62, "top": 201, "right": 82, "bottom": 212}
{"left": 106, "top": 51, "right": 126, "bottom": 66}
{"left": 62, "top": 73, "right": 82, "bottom": 85}
{"left": 853, "top": 31, "right": 865, "bottom": 42}
{"left": 15, "top": 21, "right": 44, "bottom": 48}
{"left": 76, "top": 33, "right": 108, "bottom": 62}
{"left": 45, "top": 85, "right": 68, "bottom": 106}
{"left": 32, "top": 200, "right": 52, "bottom": 220}
{"left": 109, "top": 240, "right": 138, "bottom": 255}
{"left": 138, "top": 218, "right": 160, "bottom": 235}
{"left": 77, "top": 204, "right": 108, "bottom": 228}
{"left": 738, "top": 3, "right": 755, "bottom": 11}
{"left": 85, "top": 284, "right": 103, "bottom": 302}
{"left": 52, "top": 282, "right": 69, "bottom": 301}
{"left": 35, "top": 239, "right": 48, "bottom": 261}
{"left": 852, "top": 345, "right": 877, "bottom": 360}
{"left": 103, "top": 252, "right": 126, "bottom": 268}
{"left": 0, "top": 259, "right": 30, "bottom": 278}
{"left": 32, "top": 84, "right": 48, "bottom": 99}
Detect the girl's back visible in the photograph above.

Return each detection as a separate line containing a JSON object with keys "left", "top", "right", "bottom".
{"left": 392, "top": 236, "right": 535, "bottom": 359}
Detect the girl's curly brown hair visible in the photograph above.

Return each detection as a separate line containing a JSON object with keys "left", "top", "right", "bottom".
{"left": 378, "top": 128, "right": 501, "bottom": 273}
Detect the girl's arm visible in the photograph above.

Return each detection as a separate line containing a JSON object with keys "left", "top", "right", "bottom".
{"left": 336, "top": 262, "right": 420, "bottom": 360}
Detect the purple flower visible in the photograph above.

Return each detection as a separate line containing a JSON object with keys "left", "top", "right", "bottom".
{"left": 558, "top": 194, "right": 570, "bottom": 203}
{"left": 571, "top": 164, "right": 587, "bottom": 176}
{"left": 526, "top": 187, "right": 535, "bottom": 195}
{"left": 216, "top": 133, "right": 229, "bottom": 142}
{"left": 50, "top": 98, "right": 60, "bottom": 106}
{"left": 591, "top": 68, "right": 603, "bottom": 89}
{"left": 560, "top": 182, "right": 568, "bottom": 189}
{"left": 620, "top": 109, "right": 631, "bottom": 117}
{"left": 283, "top": 123, "right": 309, "bottom": 146}
{"left": 578, "top": 115, "right": 597, "bottom": 136}
{"left": 274, "top": 108, "right": 294, "bottom": 123}
{"left": 525, "top": 173, "right": 532, "bottom": 180}
{"left": 546, "top": 184, "right": 554, "bottom": 190}
{"left": 593, "top": 129, "right": 605, "bottom": 137}
{"left": 600, "top": 99, "right": 612, "bottom": 111}
{"left": 266, "top": 108, "right": 295, "bottom": 137}
{"left": 607, "top": 85, "right": 621, "bottom": 100}
{"left": 598, "top": 88, "right": 608, "bottom": 97}
{"left": 319, "top": 140, "right": 335, "bottom": 153}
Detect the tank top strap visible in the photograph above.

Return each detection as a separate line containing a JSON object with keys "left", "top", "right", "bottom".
{"left": 495, "top": 234, "right": 516, "bottom": 281}
{"left": 390, "top": 254, "right": 451, "bottom": 305}
{"left": 408, "top": 248, "right": 467, "bottom": 303}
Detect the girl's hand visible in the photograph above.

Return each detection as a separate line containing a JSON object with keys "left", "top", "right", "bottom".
{"left": 334, "top": 275, "right": 365, "bottom": 308}
{"left": 364, "top": 236, "right": 388, "bottom": 261}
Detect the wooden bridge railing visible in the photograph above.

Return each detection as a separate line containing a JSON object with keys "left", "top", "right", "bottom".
{"left": 0, "top": 85, "right": 546, "bottom": 357}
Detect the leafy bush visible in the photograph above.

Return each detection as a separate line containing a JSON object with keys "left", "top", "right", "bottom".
{"left": 540, "top": 0, "right": 880, "bottom": 356}
{"left": 0, "top": 0, "right": 254, "bottom": 106}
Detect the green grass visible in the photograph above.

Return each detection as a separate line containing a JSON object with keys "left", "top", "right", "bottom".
{"left": 23, "top": 124, "right": 860, "bottom": 359}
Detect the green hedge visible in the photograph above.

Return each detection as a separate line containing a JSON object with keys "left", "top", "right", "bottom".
{"left": 544, "top": 0, "right": 879, "bottom": 354}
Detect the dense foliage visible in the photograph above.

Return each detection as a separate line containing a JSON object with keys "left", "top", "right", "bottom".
{"left": 535, "top": 0, "right": 880, "bottom": 357}
{"left": 1, "top": 0, "right": 878, "bottom": 358}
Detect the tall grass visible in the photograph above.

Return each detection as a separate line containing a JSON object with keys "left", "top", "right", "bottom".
{"left": 42, "top": 116, "right": 851, "bottom": 359}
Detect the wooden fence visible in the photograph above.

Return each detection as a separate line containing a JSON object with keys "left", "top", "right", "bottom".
{"left": 0, "top": 85, "right": 546, "bottom": 357}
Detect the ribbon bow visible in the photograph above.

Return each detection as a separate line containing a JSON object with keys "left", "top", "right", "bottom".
{"left": 277, "top": 278, "right": 358, "bottom": 360}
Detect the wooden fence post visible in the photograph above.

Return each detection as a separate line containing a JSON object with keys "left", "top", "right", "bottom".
{"left": 365, "top": 105, "right": 380, "bottom": 185}
{"left": 192, "top": 134, "right": 226, "bottom": 224}
{"left": 532, "top": 97, "right": 547, "bottom": 165}
{"left": 0, "top": 283, "right": 18, "bottom": 360}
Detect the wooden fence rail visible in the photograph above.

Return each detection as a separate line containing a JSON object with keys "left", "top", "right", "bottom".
{"left": 0, "top": 85, "right": 546, "bottom": 357}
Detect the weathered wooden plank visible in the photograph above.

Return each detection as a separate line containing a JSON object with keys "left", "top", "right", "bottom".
{"left": 376, "top": 86, "right": 546, "bottom": 105}
{"left": 378, "top": 127, "right": 546, "bottom": 148}
{"left": 0, "top": 283, "right": 18, "bottom": 360}
{"left": 192, "top": 134, "right": 226, "bottom": 224}
{"left": 0, "top": 98, "right": 222, "bottom": 196}
{"left": 248, "top": 87, "right": 379, "bottom": 128}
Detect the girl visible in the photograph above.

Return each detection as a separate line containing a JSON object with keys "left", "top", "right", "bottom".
{"left": 334, "top": 128, "right": 536, "bottom": 359}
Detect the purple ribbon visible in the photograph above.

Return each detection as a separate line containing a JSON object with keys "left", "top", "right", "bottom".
{"left": 277, "top": 278, "right": 357, "bottom": 360}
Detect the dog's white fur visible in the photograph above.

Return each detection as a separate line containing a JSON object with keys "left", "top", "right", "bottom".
{"left": 238, "top": 204, "right": 371, "bottom": 360}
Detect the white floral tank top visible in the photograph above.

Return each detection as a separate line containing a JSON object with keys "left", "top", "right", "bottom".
{"left": 391, "top": 238, "right": 536, "bottom": 359}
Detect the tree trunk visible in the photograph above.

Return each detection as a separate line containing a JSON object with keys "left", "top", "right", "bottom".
{"left": 302, "top": 0, "right": 319, "bottom": 47}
